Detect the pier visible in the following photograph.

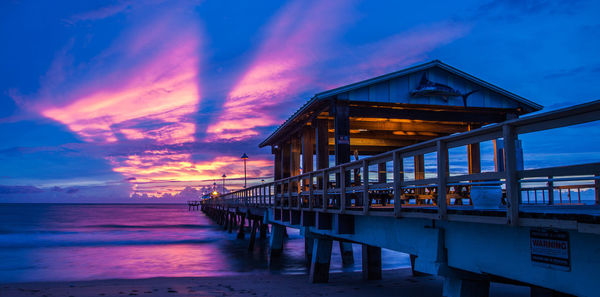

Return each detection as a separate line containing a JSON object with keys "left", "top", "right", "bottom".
{"left": 200, "top": 61, "right": 600, "bottom": 297}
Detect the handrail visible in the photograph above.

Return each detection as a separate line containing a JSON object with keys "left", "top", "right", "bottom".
{"left": 203, "top": 100, "right": 600, "bottom": 225}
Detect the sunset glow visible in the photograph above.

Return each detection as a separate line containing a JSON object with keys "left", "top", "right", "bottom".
{"left": 2, "top": 0, "right": 598, "bottom": 202}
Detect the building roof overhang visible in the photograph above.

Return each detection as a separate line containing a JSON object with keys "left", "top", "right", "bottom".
{"left": 259, "top": 60, "right": 543, "bottom": 148}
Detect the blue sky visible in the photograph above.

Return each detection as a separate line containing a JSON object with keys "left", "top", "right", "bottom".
{"left": 1, "top": 0, "right": 599, "bottom": 202}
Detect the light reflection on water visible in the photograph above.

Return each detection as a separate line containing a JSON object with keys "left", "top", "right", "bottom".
{"left": 0, "top": 204, "right": 409, "bottom": 283}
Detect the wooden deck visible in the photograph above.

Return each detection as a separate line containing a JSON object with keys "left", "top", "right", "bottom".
{"left": 204, "top": 100, "right": 600, "bottom": 233}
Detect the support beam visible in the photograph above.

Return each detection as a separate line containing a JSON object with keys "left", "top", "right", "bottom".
{"left": 438, "top": 140, "right": 448, "bottom": 219}
{"left": 348, "top": 105, "right": 506, "bottom": 123}
{"left": 274, "top": 147, "right": 282, "bottom": 181}
{"left": 248, "top": 217, "right": 259, "bottom": 251}
{"left": 414, "top": 155, "right": 425, "bottom": 180}
{"left": 315, "top": 119, "right": 329, "bottom": 170}
{"left": 282, "top": 142, "right": 291, "bottom": 179}
{"left": 223, "top": 211, "right": 229, "bottom": 230}
{"left": 378, "top": 162, "right": 387, "bottom": 183}
{"left": 467, "top": 124, "right": 481, "bottom": 174}
{"left": 329, "top": 137, "right": 418, "bottom": 147}
{"left": 333, "top": 100, "right": 351, "bottom": 165}
{"left": 315, "top": 119, "right": 329, "bottom": 190}
{"left": 443, "top": 276, "right": 490, "bottom": 297}
{"left": 503, "top": 125, "right": 520, "bottom": 225}
{"left": 269, "top": 224, "right": 285, "bottom": 257}
{"left": 302, "top": 126, "right": 315, "bottom": 173}
{"left": 304, "top": 230, "right": 314, "bottom": 266}
{"left": 339, "top": 241, "right": 354, "bottom": 266}
{"left": 415, "top": 154, "right": 425, "bottom": 195}
{"left": 228, "top": 212, "right": 234, "bottom": 233}
{"left": 290, "top": 136, "right": 301, "bottom": 177}
{"left": 291, "top": 136, "right": 301, "bottom": 202}
{"left": 345, "top": 120, "right": 469, "bottom": 134}
{"left": 259, "top": 221, "right": 268, "bottom": 239}
{"left": 409, "top": 254, "right": 427, "bottom": 276}
{"left": 309, "top": 238, "right": 333, "bottom": 283}
{"left": 237, "top": 213, "right": 246, "bottom": 239}
{"left": 361, "top": 244, "right": 382, "bottom": 280}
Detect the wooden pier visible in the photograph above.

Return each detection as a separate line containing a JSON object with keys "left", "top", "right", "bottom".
{"left": 199, "top": 61, "right": 600, "bottom": 297}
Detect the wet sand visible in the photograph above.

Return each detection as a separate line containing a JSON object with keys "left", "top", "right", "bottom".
{"left": 0, "top": 268, "right": 529, "bottom": 297}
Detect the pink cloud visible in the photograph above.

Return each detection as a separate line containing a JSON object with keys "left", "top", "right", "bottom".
{"left": 206, "top": 0, "right": 355, "bottom": 141}
{"left": 38, "top": 19, "right": 202, "bottom": 145}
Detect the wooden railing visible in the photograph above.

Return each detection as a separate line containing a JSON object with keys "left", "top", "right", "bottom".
{"left": 202, "top": 100, "right": 600, "bottom": 225}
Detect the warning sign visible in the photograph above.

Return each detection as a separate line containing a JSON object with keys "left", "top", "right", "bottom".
{"left": 530, "top": 229, "right": 570, "bottom": 271}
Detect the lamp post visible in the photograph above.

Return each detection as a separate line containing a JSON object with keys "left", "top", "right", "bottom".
{"left": 221, "top": 174, "right": 226, "bottom": 193}
{"left": 241, "top": 153, "right": 249, "bottom": 188}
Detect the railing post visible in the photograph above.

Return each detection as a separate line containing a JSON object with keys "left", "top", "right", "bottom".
{"left": 595, "top": 174, "right": 600, "bottom": 205}
{"left": 268, "top": 184, "right": 272, "bottom": 206}
{"left": 289, "top": 179, "right": 293, "bottom": 208}
{"left": 437, "top": 140, "right": 448, "bottom": 220}
{"left": 323, "top": 171, "right": 329, "bottom": 209}
{"left": 393, "top": 151, "right": 403, "bottom": 217}
{"left": 297, "top": 177, "right": 301, "bottom": 210}
{"left": 547, "top": 175, "right": 554, "bottom": 205}
{"left": 309, "top": 173, "right": 314, "bottom": 210}
{"left": 340, "top": 166, "right": 346, "bottom": 213}
{"left": 503, "top": 124, "right": 520, "bottom": 226}
{"left": 363, "top": 159, "right": 369, "bottom": 214}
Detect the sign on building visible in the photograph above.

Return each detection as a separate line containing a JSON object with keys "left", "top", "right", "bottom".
{"left": 530, "top": 229, "right": 570, "bottom": 271}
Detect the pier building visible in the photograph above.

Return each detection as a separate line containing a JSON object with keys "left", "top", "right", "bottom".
{"left": 201, "top": 61, "right": 600, "bottom": 297}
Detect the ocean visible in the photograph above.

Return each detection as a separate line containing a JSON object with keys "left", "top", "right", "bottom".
{"left": 0, "top": 204, "right": 409, "bottom": 283}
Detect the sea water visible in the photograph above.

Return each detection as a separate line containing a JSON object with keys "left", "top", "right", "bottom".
{"left": 0, "top": 204, "right": 409, "bottom": 283}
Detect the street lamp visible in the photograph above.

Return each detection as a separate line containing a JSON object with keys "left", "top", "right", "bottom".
{"left": 212, "top": 181, "right": 218, "bottom": 197}
{"left": 221, "top": 174, "right": 226, "bottom": 193}
{"left": 241, "top": 153, "right": 249, "bottom": 188}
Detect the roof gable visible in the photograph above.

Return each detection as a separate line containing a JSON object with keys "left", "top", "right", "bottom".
{"left": 315, "top": 60, "right": 542, "bottom": 112}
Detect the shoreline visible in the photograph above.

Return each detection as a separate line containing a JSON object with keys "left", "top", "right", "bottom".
{"left": 0, "top": 268, "right": 529, "bottom": 297}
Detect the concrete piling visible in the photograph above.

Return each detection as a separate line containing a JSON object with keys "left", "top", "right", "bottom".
{"left": 339, "top": 241, "right": 354, "bottom": 265}
{"left": 309, "top": 237, "right": 333, "bottom": 283}
{"left": 361, "top": 244, "right": 381, "bottom": 280}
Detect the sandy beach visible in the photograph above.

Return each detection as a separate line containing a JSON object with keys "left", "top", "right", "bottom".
{"left": 0, "top": 268, "right": 530, "bottom": 297}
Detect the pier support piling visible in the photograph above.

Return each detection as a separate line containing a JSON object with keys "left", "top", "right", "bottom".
{"left": 269, "top": 224, "right": 285, "bottom": 257}
{"left": 259, "top": 221, "right": 268, "bottom": 239}
{"left": 304, "top": 230, "right": 314, "bottom": 266}
{"left": 237, "top": 213, "right": 246, "bottom": 239}
{"left": 339, "top": 241, "right": 354, "bottom": 265}
{"left": 361, "top": 244, "right": 381, "bottom": 280}
{"left": 309, "top": 238, "right": 333, "bottom": 283}
{"left": 409, "top": 254, "right": 427, "bottom": 276}
{"left": 248, "top": 217, "right": 259, "bottom": 251}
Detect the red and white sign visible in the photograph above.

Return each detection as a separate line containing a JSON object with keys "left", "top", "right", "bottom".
{"left": 530, "top": 229, "right": 570, "bottom": 271}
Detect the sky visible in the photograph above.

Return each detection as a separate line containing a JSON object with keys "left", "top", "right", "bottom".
{"left": 1, "top": 0, "right": 599, "bottom": 203}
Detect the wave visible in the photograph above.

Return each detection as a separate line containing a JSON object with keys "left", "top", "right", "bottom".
{"left": 83, "top": 224, "right": 216, "bottom": 229}
{"left": 0, "top": 238, "right": 218, "bottom": 249}
{"left": 0, "top": 229, "right": 78, "bottom": 235}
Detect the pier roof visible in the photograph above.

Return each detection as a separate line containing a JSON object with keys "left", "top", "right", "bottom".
{"left": 259, "top": 60, "right": 542, "bottom": 151}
